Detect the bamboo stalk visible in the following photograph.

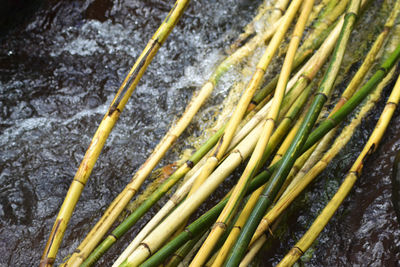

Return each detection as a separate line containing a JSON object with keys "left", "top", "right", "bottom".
{"left": 277, "top": 71, "right": 400, "bottom": 267}
{"left": 141, "top": 39, "right": 400, "bottom": 267}
{"left": 111, "top": 60, "right": 304, "bottom": 267}
{"left": 249, "top": 63, "right": 397, "bottom": 253}
{"left": 40, "top": 1, "right": 190, "bottom": 266}
{"left": 281, "top": 2, "right": 399, "bottom": 197}
{"left": 224, "top": 1, "right": 362, "bottom": 265}
{"left": 252, "top": 0, "right": 346, "bottom": 106}
{"left": 210, "top": 87, "right": 314, "bottom": 267}
{"left": 165, "top": 230, "right": 207, "bottom": 267}
{"left": 187, "top": 0, "right": 304, "bottom": 207}
{"left": 70, "top": 1, "right": 295, "bottom": 265}
{"left": 191, "top": 1, "right": 315, "bottom": 264}
{"left": 116, "top": 11, "right": 347, "bottom": 265}
{"left": 239, "top": 232, "right": 266, "bottom": 267}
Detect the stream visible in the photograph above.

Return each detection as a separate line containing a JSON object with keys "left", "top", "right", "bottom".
{"left": 0, "top": 0, "right": 399, "bottom": 266}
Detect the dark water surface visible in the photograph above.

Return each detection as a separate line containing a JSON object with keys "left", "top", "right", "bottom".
{"left": 0, "top": 0, "right": 399, "bottom": 266}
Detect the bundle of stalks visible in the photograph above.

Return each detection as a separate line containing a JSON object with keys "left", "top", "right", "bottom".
{"left": 41, "top": 0, "right": 400, "bottom": 266}
{"left": 278, "top": 65, "right": 400, "bottom": 267}
{"left": 60, "top": 0, "right": 293, "bottom": 265}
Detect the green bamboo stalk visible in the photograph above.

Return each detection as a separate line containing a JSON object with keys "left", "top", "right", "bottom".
{"left": 118, "top": 12, "right": 347, "bottom": 265}
{"left": 247, "top": 59, "right": 398, "bottom": 258}
{"left": 190, "top": 2, "right": 316, "bottom": 264}
{"left": 278, "top": 71, "right": 400, "bottom": 267}
{"left": 252, "top": 0, "right": 347, "bottom": 106}
{"left": 140, "top": 40, "right": 400, "bottom": 266}
{"left": 166, "top": 229, "right": 209, "bottom": 267}
{"left": 224, "top": 1, "right": 362, "bottom": 265}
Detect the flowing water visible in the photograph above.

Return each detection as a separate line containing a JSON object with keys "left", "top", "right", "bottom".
{"left": 0, "top": 0, "right": 399, "bottom": 266}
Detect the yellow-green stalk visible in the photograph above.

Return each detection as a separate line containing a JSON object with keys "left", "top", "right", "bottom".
{"left": 40, "top": 1, "right": 190, "bottom": 266}
{"left": 277, "top": 71, "right": 400, "bottom": 267}
{"left": 191, "top": 1, "right": 315, "bottom": 265}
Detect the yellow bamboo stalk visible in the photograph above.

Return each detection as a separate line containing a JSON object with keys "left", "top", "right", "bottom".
{"left": 121, "top": 119, "right": 265, "bottom": 266}
{"left": 209, "top": 107, "right": 308, "bottom": 267}
{"left": 251, "top": 66, "right": 396, "bottom": 247}
{"left": 116, "top": 10, "right": 345, "bottom": 265}
{"left": 277, "top": 71, "right": 400, "bottom": 267}
{"left": 40, "top": 1, "right": 190, "bottom": 266}
{"left": 239, "top": 233, "right": 267, "bottom": 267}
{"left": 187, "top": 0, "right": 304, "bottom": 205}
{"left": 64, "top": 1, "right": 295, "bottom": 265}
{"left": 113, "top": 64, "right": 307, "bottom": 266}
{"left": 191, "top": 1, "right": 315, "bottom": 264}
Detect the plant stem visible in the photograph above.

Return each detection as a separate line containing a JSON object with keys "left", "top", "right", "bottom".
{"left": 224, "top": 1, "right": 361, "bottom": 265}
{"left": 40, "top": 1, "right": 190, "bottom": 266}
{"left": 191, "top": 1, "right": 316, "bottom": 264}
{"left": 277, "top": 70, "right": 400, "bottom": 267}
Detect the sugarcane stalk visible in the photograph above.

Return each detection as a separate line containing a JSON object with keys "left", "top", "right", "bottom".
{"left": 224, "top": 1, "right": 362, "bottom": 265}
{"left": 277, "top": 71, "right": 400, "bottom": 267}
{"left": 40, "top": 1, "right": 190, "bottom": 266}
{"left": 191, "top": 1, "right": 315, "bottom": 264}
